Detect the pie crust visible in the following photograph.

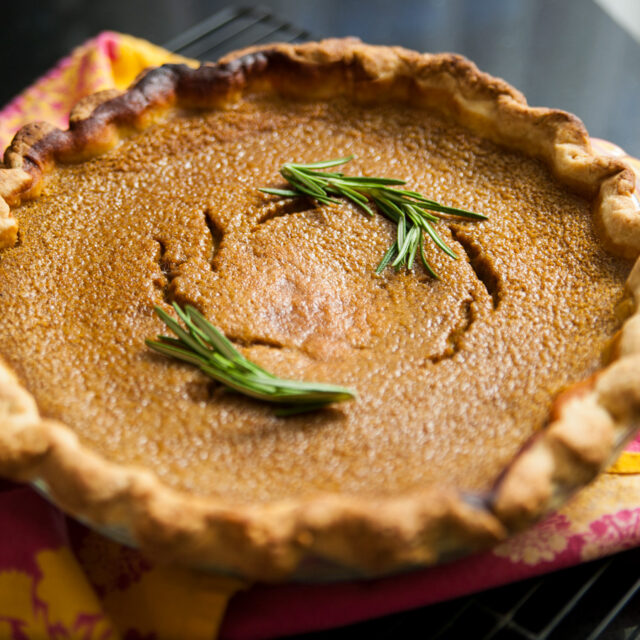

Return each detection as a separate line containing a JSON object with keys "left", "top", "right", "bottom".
{"left": 0, "top": 39, "right": 639, "bottom": 580}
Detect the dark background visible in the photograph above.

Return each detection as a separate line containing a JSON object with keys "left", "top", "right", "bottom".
{"left": 2, "top": 2, "right": 640, "bottom": 638}
{"left": 2, "top": 0, "right": 640, "bottom": 156}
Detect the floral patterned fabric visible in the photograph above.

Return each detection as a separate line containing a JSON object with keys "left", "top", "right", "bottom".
{"left": 1, "top": 31, "right": 640, "bottom": 640}
{"left": 0, "top": 481, "right": 244, "bottom": 640}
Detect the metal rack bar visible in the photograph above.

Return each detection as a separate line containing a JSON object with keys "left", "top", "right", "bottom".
{"left": 536, "top": 560, "right": 610, "bottom": 639}
{"left": 163, "top": 5, "right": 247, "bottom": 52}
{"left": 165, "top": 6, "right": 312, "bottom": 62}
{"left": 481, "top": 581, "right": 544, "bottom": 639}
{"left": 585, "top": 575, "right": 640, "bottom": 640}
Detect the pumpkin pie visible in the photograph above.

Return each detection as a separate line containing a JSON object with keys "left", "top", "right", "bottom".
{"left": 0, "top": 39, "right": 639, "bottom": 580}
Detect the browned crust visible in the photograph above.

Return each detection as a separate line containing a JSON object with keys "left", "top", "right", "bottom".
{"left": 0, "top": 39, "right": 639, "bottom": 580}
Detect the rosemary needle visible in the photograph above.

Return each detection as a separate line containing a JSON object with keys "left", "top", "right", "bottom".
{"left": 260, "top": 155, "right": 486, "bottom": 278}
{"left": 146, "top": 303, "right": 356, "bottom": 415}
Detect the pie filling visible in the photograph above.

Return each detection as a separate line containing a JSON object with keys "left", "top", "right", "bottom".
{"left": 0, "top": 96, "right": 630, "bottom": 502}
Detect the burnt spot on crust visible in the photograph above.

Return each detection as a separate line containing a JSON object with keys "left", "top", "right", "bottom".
{"left": 172, "top": 53, "right": 270, "bottom": 105}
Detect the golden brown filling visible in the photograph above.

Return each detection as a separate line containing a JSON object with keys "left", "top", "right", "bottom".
{"left": 0, "top": 97, "right": 630, "bottom": 502}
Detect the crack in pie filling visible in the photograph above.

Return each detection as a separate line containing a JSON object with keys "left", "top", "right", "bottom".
{"left": 0, "top": 40, "right": 639, "bottom": 579}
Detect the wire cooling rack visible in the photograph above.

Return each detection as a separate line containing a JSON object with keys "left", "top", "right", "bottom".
{"left": 165, "top": 6, "right": 640, "bottom": 639}
{"left": 163, "top": 5, "right": 312, "bottom": 60}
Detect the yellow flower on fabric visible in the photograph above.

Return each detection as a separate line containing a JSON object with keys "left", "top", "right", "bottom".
{"left": 36, "top": 548, "right": 115, "bottom": 638}
{"left": 0, "top": 570, "right": 50, "bottom": 638}
{"left": 0, "top": 548, "right": 117, "bottom": 639}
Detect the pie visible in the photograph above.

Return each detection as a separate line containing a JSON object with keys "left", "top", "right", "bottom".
{"left": 0, "top": 39, "right": 639, "bottom": 580}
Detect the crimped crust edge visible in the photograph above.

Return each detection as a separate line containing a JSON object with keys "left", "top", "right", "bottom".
{"left": 0, "top": 39, "right": 639, "bottom": 579}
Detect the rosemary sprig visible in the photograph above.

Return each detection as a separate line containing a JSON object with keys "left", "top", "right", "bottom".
{"left": 260, "top": 155, "right": 486, "bottom": 278}
{"left": 146, "top": 303, "right": 356, "bottom": 415}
